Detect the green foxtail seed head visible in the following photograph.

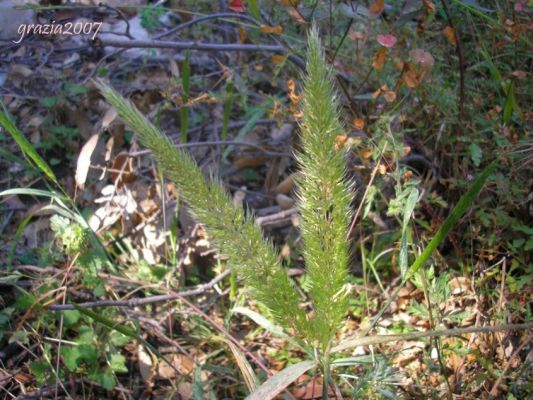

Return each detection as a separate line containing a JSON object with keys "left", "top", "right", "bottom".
{"left": 295, "top": 26, "right": 354, "bottom": 351}
{"left": 96, "top": 26, "right": 353, "bottom": 352}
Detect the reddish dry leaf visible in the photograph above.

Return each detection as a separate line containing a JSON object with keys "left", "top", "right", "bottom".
{"left": 75, "top": 133, "right": 99, "bottom": 189}
{"left": 449, "top": 277, "right": 472, "bottom": 294}
{"left": 348, "top": 31, "right": 366, "bottom": 41}
{"left": 335, "top": 133, "right": 348, "bottom": 151}
{"left": 260, "top": 24, "right": 283, "bottom": 34}
{"left": 287, "top": 79, "right": 301, "bottom": 104}
{"left": 228, "top": 0, "right": 245, "bottom": 13}
{"left": 353, "top": 118, "right": 365, "bottom": 130}
{"left": 409, "top": 49, "right": 435, "bottom": 68}
{"left": 71, "top": 108, "right": 93, "bottom": 140}
{"left": 369, "top": 0, "right": 384, "bottom": 16}
{"left": 361, "top": 148, "right": 373, "bottom": 160}
{"left": 233, "top": 156, "right": 269, "bottom": 168}
{"left": 288, "top": 8, "right": 306, "bottom": 24}
{"left": 272, "top": 54, "right": 287, "bottom": 64}
{"left": 377, "top": 34, "right": 397, "bottom": 48}
{"left": 111, "top": 151, "right": 136, "bottom": 186}
{"left": 511, "top": 70, "right": 527, "bottom": 79}
{"left": 157, "top": 354, "right": 194, "bottom": 379}
{"left": 372, "top": 47, "right": 387, "bottom": 70}
{"left": 422, "top": 0, "right": 436, "bottom": 13}
{"left": 275, "top": 172, "right": 298, "bottom": 193}
{"left": 514, "top": 0, "right": 527, "bottom": 12}
{"left": 443, "top": 26, "right": 458, "bottom": 45}
{"left": 384, "top": 91, "right": 397, "bottom": 102}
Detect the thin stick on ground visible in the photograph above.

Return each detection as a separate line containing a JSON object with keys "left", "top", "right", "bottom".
{"left": 48, "top": 269, "right": 232, "bottom": 310}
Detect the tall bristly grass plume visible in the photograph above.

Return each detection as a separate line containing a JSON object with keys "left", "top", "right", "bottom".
{"left": 296, "top": 27, "right": 353, "bottom": 352}
{"left": 95, "top": 27, "right": 352, "bottom": 354}
{"left": 94, "top": 81, "right": 310, "bottom": 336}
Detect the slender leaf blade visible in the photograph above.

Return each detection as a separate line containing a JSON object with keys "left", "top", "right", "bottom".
{"left": 246, "top": 360, "right": 315, "bottom": 400}
{"left": 0, "top": 109, "right": 58, "bottom": 185}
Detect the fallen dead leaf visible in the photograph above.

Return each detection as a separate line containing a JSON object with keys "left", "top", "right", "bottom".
{"left": 353, "top": 118, "right": 365, "bottom": 130}
{"left": 384, "top": 91, "right": 397, "bottom": 102}
{"left": 372, "top": 48, "right": 387, "bottom": 70}
{"left": 138, "top": 345, "right": 153, "bottom": 383}
{"left": 276, "top": 172, "right": 298, "bottom": 193}
{"left": 276, "top": 193, "right": 294, "bottom": 210}
{"left": 443, "top": 26, "right": 457, "bottom": 45}
{"left": 272, "top": 54, "right": 287, "bottom": 65}
{"left": 449, "top": 277, "right": 472, "bottom": 295}
{"left": 111, "top": 151, "right": 136, "bottom": 186}
{"left": 422, "top": 0, "right": 436, "bottom": 13}
{"left": 75, "top": 133, "right": 99, "bottom": 190}
{"left": 377, "top": 34, "right": 397, "bottom": 48}
{"left": 260, "top": 24, "right": 283, "bottom": 34}
{"left": 369, "top": 0, "right": 384, "bottom": 16}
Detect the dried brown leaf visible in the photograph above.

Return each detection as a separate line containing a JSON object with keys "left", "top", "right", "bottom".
{"left": 372, "top": 48, "right": 387, "bottom": 71}
{"left": 75, "top": 133, "right": 99, "bottom": 190}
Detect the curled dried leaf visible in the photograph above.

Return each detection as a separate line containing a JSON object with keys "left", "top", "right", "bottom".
{"left": 75, "top": 133, "right": 99, "bottom": 189}
{"left": 443, "top": 26, "right": 457, "bottom": 45}
{"left": 372, "top": 48, "right": 387, "bottom": 70}
{"left": 260, "top": 24, "right": 283, "bottom": 34}
{"left": 377, "top": 34, "right": 397, "bottom": 48}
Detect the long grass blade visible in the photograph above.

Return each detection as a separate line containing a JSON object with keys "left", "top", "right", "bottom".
{"left": 0, "top": 108, "right": 59, "bottom": 186}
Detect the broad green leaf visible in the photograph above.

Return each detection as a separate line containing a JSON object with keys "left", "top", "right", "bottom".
{"left": 29, "top": 360, "right": 49, "bottom": 386}
{"left": 78, "top": 344, "right": 98, "bottom": 365}
{"left": 0, "top": 109, "right": 59, "bottom": 185}
{"left": 109, "top": 353, "right": 128, "bottom": 373}
{"left": 62, "top": 310, "right": 81, "bottom": 327}
{"left": 246, "top": 360, "right": 315, "bottom": 400}
{"left": 62, "top": 346, "right": 81, "bottom": 371}
{"left": 98, "top": 368, "right": 116, "bottom": 390}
